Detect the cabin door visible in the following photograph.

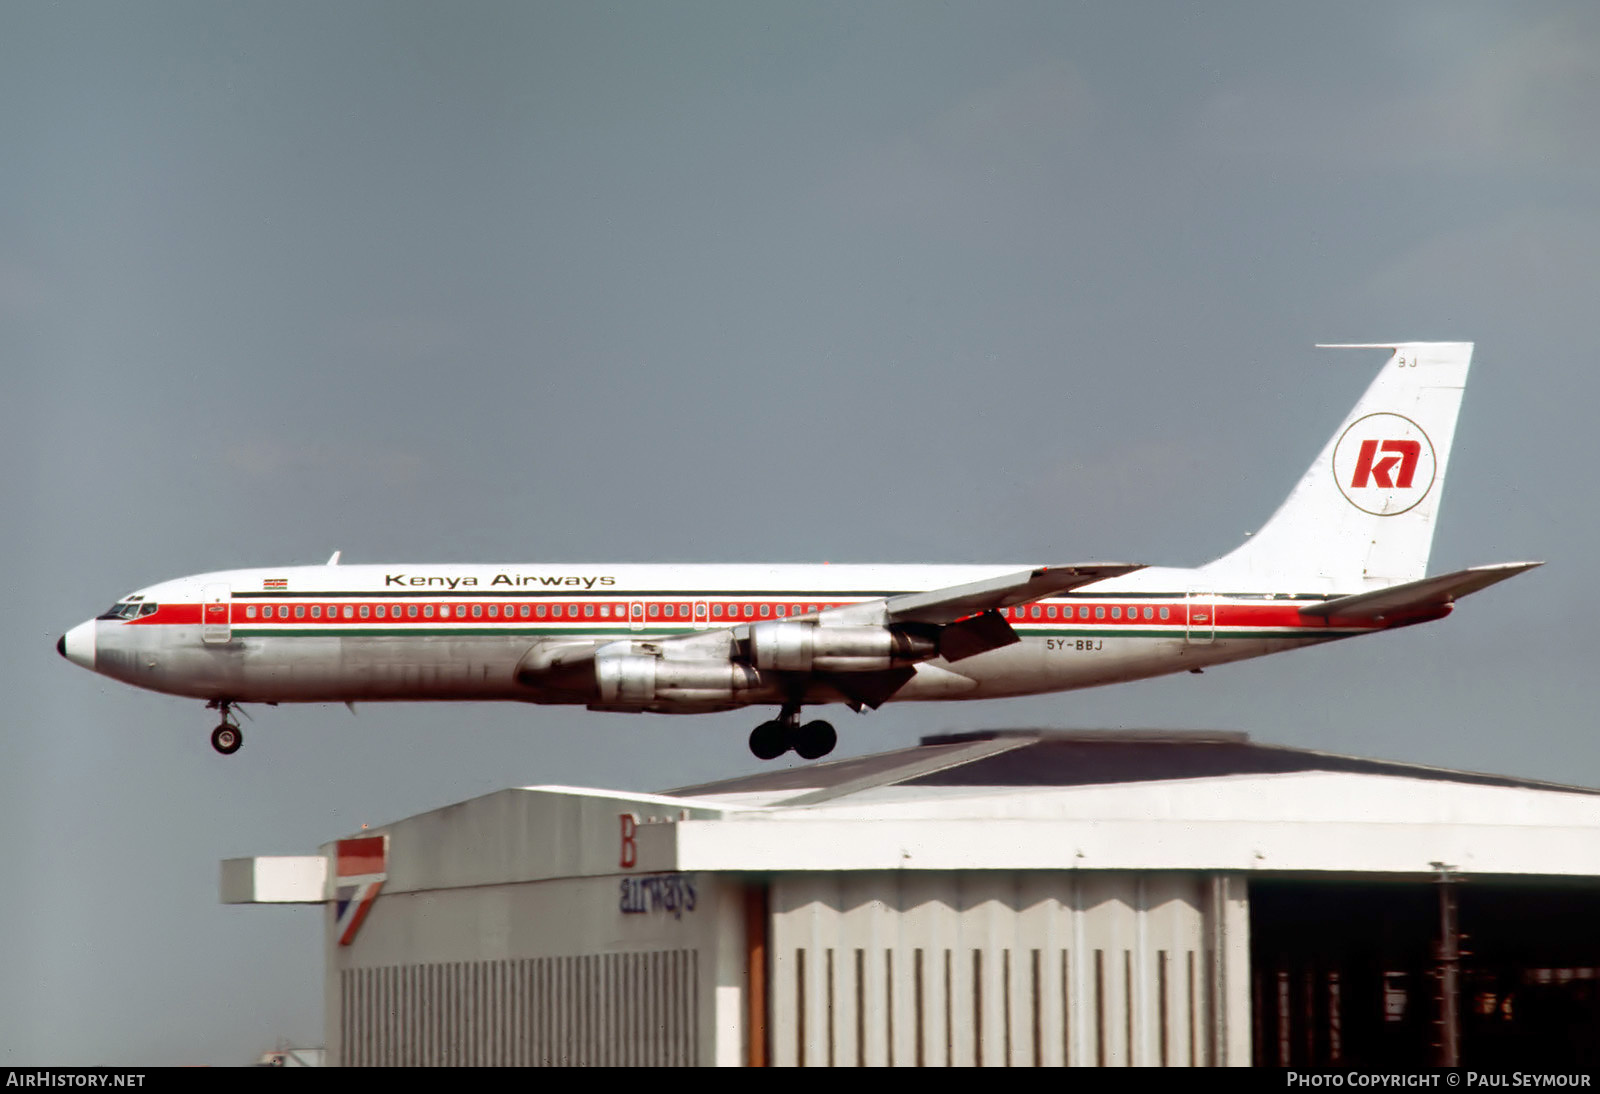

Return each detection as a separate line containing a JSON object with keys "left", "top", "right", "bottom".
{"left": 1185, "top": 589, "right": 1215, "bottom": 645}
{"left": 202, "top": 583, "right": 232, "bottom": 644}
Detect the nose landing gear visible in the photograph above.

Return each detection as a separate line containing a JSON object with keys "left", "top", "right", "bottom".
{"left": 747, "top": 704, "right": 837, "bottom": 761}
{"left": 206, "top": 699, "right": 244, "bottom": 755}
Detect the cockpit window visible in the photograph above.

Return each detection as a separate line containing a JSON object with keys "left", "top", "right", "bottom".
{"left": 97, "top": 601, "right": 158, "bottom": 621}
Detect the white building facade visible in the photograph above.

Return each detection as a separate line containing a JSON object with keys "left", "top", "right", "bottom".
{"left": 223, "top": 731, "right": 1600, "bottom": 1067}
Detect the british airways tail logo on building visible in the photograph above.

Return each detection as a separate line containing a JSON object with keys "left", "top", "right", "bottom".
{"left": 1333, "top": 412, "right": 1437, "bottom": 516}
{"left": 334, "top": 834, "right": 387, "bottom": 946}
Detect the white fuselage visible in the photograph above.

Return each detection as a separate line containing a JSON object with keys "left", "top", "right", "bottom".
{"left": 56, "top": 343, "right": 1527, "bottom": 760}
{"left": 61, "top": 561, "right": 1383, "bottom": 711}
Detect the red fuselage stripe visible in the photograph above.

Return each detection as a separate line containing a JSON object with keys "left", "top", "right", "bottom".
{"left": 118, "top": 596, "right": 1371, "bottom": 632}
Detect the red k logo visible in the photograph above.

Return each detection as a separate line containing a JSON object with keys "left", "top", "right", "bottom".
{"left": 1350, "top": 439, "right": 1422, "bottom": 489}
{"left": 1332, "top": 413, "right": 1437, "bottom": 516}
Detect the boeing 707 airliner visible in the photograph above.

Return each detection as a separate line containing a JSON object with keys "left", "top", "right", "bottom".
{"left": 58, "top": 343, "right": 1538, "bottom": 760}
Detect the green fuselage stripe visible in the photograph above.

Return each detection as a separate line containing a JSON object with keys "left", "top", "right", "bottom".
{"left": 227, "top": 626, "right": 1364, "bottom": 640}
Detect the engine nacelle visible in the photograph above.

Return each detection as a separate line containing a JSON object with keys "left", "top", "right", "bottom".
{"left": 595, "top": 652, "right": 762, "bottom": 707}
{"left": 747, "top": 622, "right": 937, "bottom": 673}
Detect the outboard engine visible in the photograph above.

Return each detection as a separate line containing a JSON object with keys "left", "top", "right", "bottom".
{"left": 747, "top": 622, "right": 937, "bottom": 673}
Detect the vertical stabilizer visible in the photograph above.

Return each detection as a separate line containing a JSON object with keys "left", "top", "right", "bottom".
{"left": 1197, "top": 343, "right": 1472, "bottom": 592}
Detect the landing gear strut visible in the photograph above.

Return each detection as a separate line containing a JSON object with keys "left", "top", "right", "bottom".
{"left": 206, "top": 699, "right": 243, "bottom": 756}
{"left": 748, "top": 703, "right": 837, "bottom": 761}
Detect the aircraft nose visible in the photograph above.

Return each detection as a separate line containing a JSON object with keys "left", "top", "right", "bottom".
{"left": 60, "top": 620, "right": 96, "bottom": 670}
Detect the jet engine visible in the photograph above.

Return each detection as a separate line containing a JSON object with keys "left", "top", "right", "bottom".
{"left": 594, "top": 651, "right": 763, "bottom": 707}
{"left": 747, "top": 621, "right": 937, "bottom": 673}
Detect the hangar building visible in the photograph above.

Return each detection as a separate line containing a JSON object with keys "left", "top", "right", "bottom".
{"left": 223, "top": 730, "right": 1600, "bottom": 1067}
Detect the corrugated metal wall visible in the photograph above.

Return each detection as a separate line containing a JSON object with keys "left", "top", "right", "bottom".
{"left": 769, "top": 872, "right": 1214, "bottom": 1066}
{"left": 339, "top": 950, "right": 699, "bottom": 1066}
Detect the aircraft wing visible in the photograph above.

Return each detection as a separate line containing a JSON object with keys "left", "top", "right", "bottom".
{"left": 816, "top": 562, "right": 1144, "bottom": 665}
{"left": 881, "top": 563, "right": 1144, "bottom": 624}
{"left": 1298, "top": 561, "right": 1542, "bottom": 623}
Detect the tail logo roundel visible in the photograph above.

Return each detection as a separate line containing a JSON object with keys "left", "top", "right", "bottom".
{"left": 1332, "top": 412, "right": 1438, "bottom": 516}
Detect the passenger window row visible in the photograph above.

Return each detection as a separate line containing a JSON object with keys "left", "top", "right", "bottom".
{"left": 238, "top": 600, "right": 850, "bottom": 622}
{"left": 236, "top": 601, "right": 1192, "bottom": 624}
{"left": 1007, "top": 604, "right": 1174, "bottom": 622}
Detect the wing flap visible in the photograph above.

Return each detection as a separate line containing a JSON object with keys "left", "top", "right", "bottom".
{"left": 1299, "top": 562, "right": 1542, "bottom": 622}
{"left": 885, "top": 563, "right": 1143, "bottom": 625}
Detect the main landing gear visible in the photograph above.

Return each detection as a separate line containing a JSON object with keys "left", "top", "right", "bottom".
{"left": 206, "top": 699, "right": 243, "bottom": 756}
{"left": 748, "top": 704, "right": 837, "bottom": 761}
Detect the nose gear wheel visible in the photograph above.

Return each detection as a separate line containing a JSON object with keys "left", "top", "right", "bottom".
{"left": 210, "top": 723, "right": 242, "bottom": 755}
{"left": 206, "top": 699, "right": 245, "bottom": 756}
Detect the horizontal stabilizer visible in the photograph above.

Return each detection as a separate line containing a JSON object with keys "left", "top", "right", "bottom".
{"left": 886, "top": 563, "right": 1143, "bottom": 625}
{"left": 1299, "top": 562, "right": 1542, "bottom": 622}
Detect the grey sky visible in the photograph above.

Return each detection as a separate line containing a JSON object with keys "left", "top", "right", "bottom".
{"left": 4, "top": 1, "right": 1597, "bottom": 1064}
